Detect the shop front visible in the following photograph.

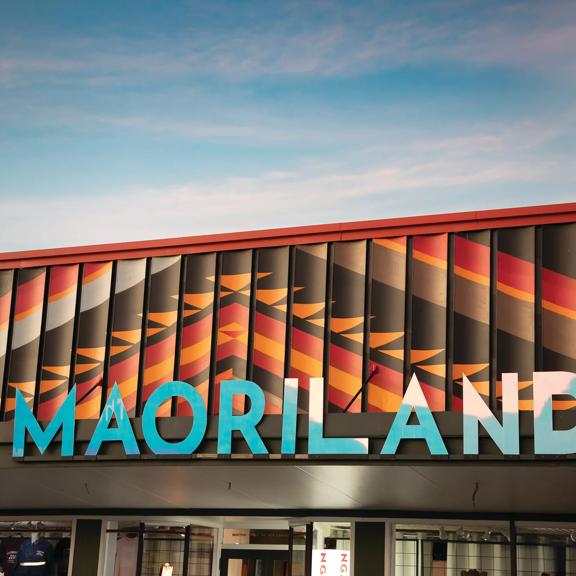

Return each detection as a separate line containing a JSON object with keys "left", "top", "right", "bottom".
{"left": 0, "top": 203, "right": 575, "bottom": 576}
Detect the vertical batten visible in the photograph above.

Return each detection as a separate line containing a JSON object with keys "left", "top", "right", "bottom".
{"left": 289, "top": 244, "right": 328, "bottom": 412}
{"left": 497, "top": 227, "right": 535, "bottom": 410}
{"left": 37, "top": 265, "right": 79, "bottom": 420}
{"left": 74, "top": 262, "right": 113, "bottom": 419}
{"left": 107, "top": 259, "right": 147, "bottom": 416}
{"left": 328, "top": 241, "right": 366, "bottom": 413}
{"left": 252, "top": 247, "right": 289, "bottom": 414}
{"left": 368, "top": 237, "right": 406, "bottom": 412}
{"left": 142, "top": 256, "right": 181, "bottom": 417}
{"left": 452, "top": 231, "right": 490, "bottom": 411}
{"left": 214, "top": 250, "right": 252, "bottom": 414}
{"left": 177, "top": 253, "right": 217, "bottom": 414}
{"left": 411, "top": 234, "right": 448, "bottom": 411}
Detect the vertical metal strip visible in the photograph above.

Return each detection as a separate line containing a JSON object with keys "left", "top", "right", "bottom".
{"left": 509, "top": 520, "right": 518, "bottom": 576}
{"left": 136, "top": 258, "right": 152, "bottom": 417}
{"left": 283, "top": 246, "right": 296, "bottom": 381}
{"left": 32, "top": 267, "right": 51, "bottom": 417}
{"left": 100, "top": 261, "right": 117, "bottom": 414}
{"left": 305, "top": 523, "right": 313, "bottom": 576}
{"left": 361, "top": 240, "right": 373, "bottom": 414}
{"left": 208, "top": 252, "right": 222, "bottom": 416}
{"left": 182, "top": 524, "right": 191, "bottom": 576}
{"left": 0, "top": 269, "right": 18, "bottom": 421}
{"left": 135, "top": 522, "right": 145, "bottom": 576}
{"left": 171, "top": 256, "right": 188, "bottom": 417}
{"left": 246, "top": 249, "right": 259, "bottom": 382}
{"left": 322, "top": 243, "right": 334, "bottom": 413}
{"left": 535, "top": 226, "right": 543, "bottom": 373}
{"left": 403, "top": 237, "right": 414, "bottom": 392}
{"left": 489, "top": 230, "right": 498, "bottom": 411}
{"left": 446, "top": 233, "right": 455, "bottom": 411}
{"left": 288, "top": 526, "right": 294, "bottom": 576}
{"left": 68, "top": 263, "right": 84, "bottom": 393}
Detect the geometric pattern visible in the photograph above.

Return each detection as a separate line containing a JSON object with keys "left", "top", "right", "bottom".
{"left": 253, "top": 247, "right": 289, "bottom": 414}
{"left": 2, "top": 218, "right": 576, "bottom": 422}
{"left": 411, "top": 234, "right": 448, "bottom": 412}
{"left": 452, "top": 231, "right": 490, "bottom": 411}
{"left": 328, "top": 241, "right": 366, "bottom": 413}
{"left": 497, "top": 227, "right": 535, "bottom": 411}
{"left": 142, "top": 256, "right": 181, "bottom": 417}
{"left": 214, "top": 250, "right": 252, "bottom": 415}
{"left": 37, "top": 264, "right": 79, "bottom": 421}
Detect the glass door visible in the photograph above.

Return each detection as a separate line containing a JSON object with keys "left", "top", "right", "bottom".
{"left": 220, "top": 549, "right": 289, "bottom": 576}
{"left": 289, "top": 524, "right": 312, "bottom": 576}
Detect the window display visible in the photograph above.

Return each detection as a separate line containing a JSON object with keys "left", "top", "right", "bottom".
{"left": 0, "top": 523, "right": 71, "bottom": 576}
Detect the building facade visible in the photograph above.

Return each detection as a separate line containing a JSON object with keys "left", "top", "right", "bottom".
{"left": 0, "top": 203, "right": 575, "bottom": 576}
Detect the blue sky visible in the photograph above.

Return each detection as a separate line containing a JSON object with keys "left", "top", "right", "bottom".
{"left": 0, "top": 0, "right": 575, "bottom": 250}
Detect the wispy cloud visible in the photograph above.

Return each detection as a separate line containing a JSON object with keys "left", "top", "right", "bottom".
{"left": 2, "top": 1, "right": 576, "bottom": 86}
{"left": 0, "top": 120, "right": 571, "bottom": 251}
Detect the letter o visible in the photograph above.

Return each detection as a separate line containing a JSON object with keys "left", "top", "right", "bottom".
{"left": 142, "top": 381, "right": 207, "bottom": 454}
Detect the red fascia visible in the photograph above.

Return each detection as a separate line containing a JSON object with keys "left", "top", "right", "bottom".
{"left": 1, "top": 202, "right": 575, "bottom": 270}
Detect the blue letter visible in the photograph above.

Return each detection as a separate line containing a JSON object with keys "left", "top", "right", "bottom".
{"left": 382, "top": 374, "right": 447, "bottom": 455}
{"left": 534, "top": 372, "right": 576, "bottom": 454}
{"left": 218, "top": 380, "right": 268, "bottom": 455}
{"left": 463, "top": 373, "right": 519, "bottom": 455}
{"left": 143, "top": 381, "right": 207, "bottom": 454}
{"left": 281, "top": 378, "right": 299, "bottom": 454}
{"left": 13, "top": 386, "right": 76, "bottom": 457}
{"left": 85, "top": 384, "right": 139, "bottom": 456}
{"left": 308, "top": 378, "right": 368, "bottom": 455}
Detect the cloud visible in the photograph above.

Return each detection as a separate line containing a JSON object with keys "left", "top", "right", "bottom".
{"left": 2, "top": 0, "right": 576, "bottom": 86}
{"left": 0, "top": 120, "right": 572, "bottom": 251}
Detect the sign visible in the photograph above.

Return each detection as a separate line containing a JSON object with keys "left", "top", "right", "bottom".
{"left": 11, "top": 371, "right": 576, "bottom": 458}
{"left": 312, "top": 550, "right": 350, "bottom": 575}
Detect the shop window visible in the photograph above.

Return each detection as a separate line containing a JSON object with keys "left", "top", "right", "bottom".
{"left": 0, "top": 520, "right": 72, "bottom": 576}
{"left": 516, "top": 523, "right": 576, "bottom": 576}
{"left": 395, "top": 523, "right": 511, "bottom": 576}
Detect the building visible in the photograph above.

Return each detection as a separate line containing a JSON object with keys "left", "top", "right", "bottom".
{"left": 0, "top": 202, "right": 575, "bottom": 576}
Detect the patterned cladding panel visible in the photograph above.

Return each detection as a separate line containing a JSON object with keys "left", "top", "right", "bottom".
{"left": 1, "top": 222, "right": 576, "bottom": 422}
{"left": 37, "top": 265, "right": 79, "bottom": 421}
{"left": 497, "top": 227, "right": 535, "bottom": 410}
{"left": 214, "top": 250, "right": 252, "bottom": 415}
{"left": 107, "top": 259, "right": 146, "bottom": 417}
{"left": 542, "top": 224, "right": 576, "bottom": 410}
{"left": 289, "top": 244, "right": 327, "bottom": 412}
{"left": 411, "top": 234, "right": 448, "bottom": 412}
{"left": 177, "top": 253, "right": 216, "bottom": 415}
{"left": 368, "top": 238, "right": 406, "bottom": 413}
{"left": 0, "top": 270, "right": 14, "bottom": 410}
{"left": 142, "top": 256, "right": 181, "bottom": 417}
{"left": 4, "top": 268, "right": 46, "bottom": 420}
{"left": 253, "top": 247, "right": 289, "bottom": 415}
{"left": 75, "top": 262, "right": 113, "bottom": 419}
{"left": 452, "top": 232, "right": 490, "bottom": 411}
{"left": 328, "top": 241, "right": 366, "bottom": 413}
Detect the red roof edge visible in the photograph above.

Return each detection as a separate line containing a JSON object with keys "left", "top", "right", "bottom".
{"left": 1, "top": 202, "right": 575, "bottom": 269}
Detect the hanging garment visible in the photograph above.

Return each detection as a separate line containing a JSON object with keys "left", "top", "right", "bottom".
{"left": 14, "top": 538, "right": 53, "bottom": 576}
{"left": 53, "top": 538, "right": 70, "bottom": 576}
{"left": 0, "top": 537, "right": 22, "bottom": 576}
{"left": 114, "top": 537, "right": 139, "bottom": 576}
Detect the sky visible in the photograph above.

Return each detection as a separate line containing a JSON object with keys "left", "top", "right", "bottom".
{"left": 0, "top": 0, "right": 575, "bottom": 251}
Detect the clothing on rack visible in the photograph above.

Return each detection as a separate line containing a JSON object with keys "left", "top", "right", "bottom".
{"left": 53, "top": 538, "right": 70, "bottom": 576}
{"left": 114, "top": 536, "right": 139, "bottom": 576}
{"left": 14, "top": 537, "right": 53, "bottom": 576}
{"left": 0, "top": 538, "right": 22, "bottom": 576}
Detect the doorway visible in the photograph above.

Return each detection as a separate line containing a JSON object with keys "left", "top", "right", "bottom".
{"left": 220, "top": 549, "right": 289, "bottom": 576}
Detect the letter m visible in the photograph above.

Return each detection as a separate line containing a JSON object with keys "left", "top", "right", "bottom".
{"left": 12, "top": 386, "right": 76, "bottom": 457}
